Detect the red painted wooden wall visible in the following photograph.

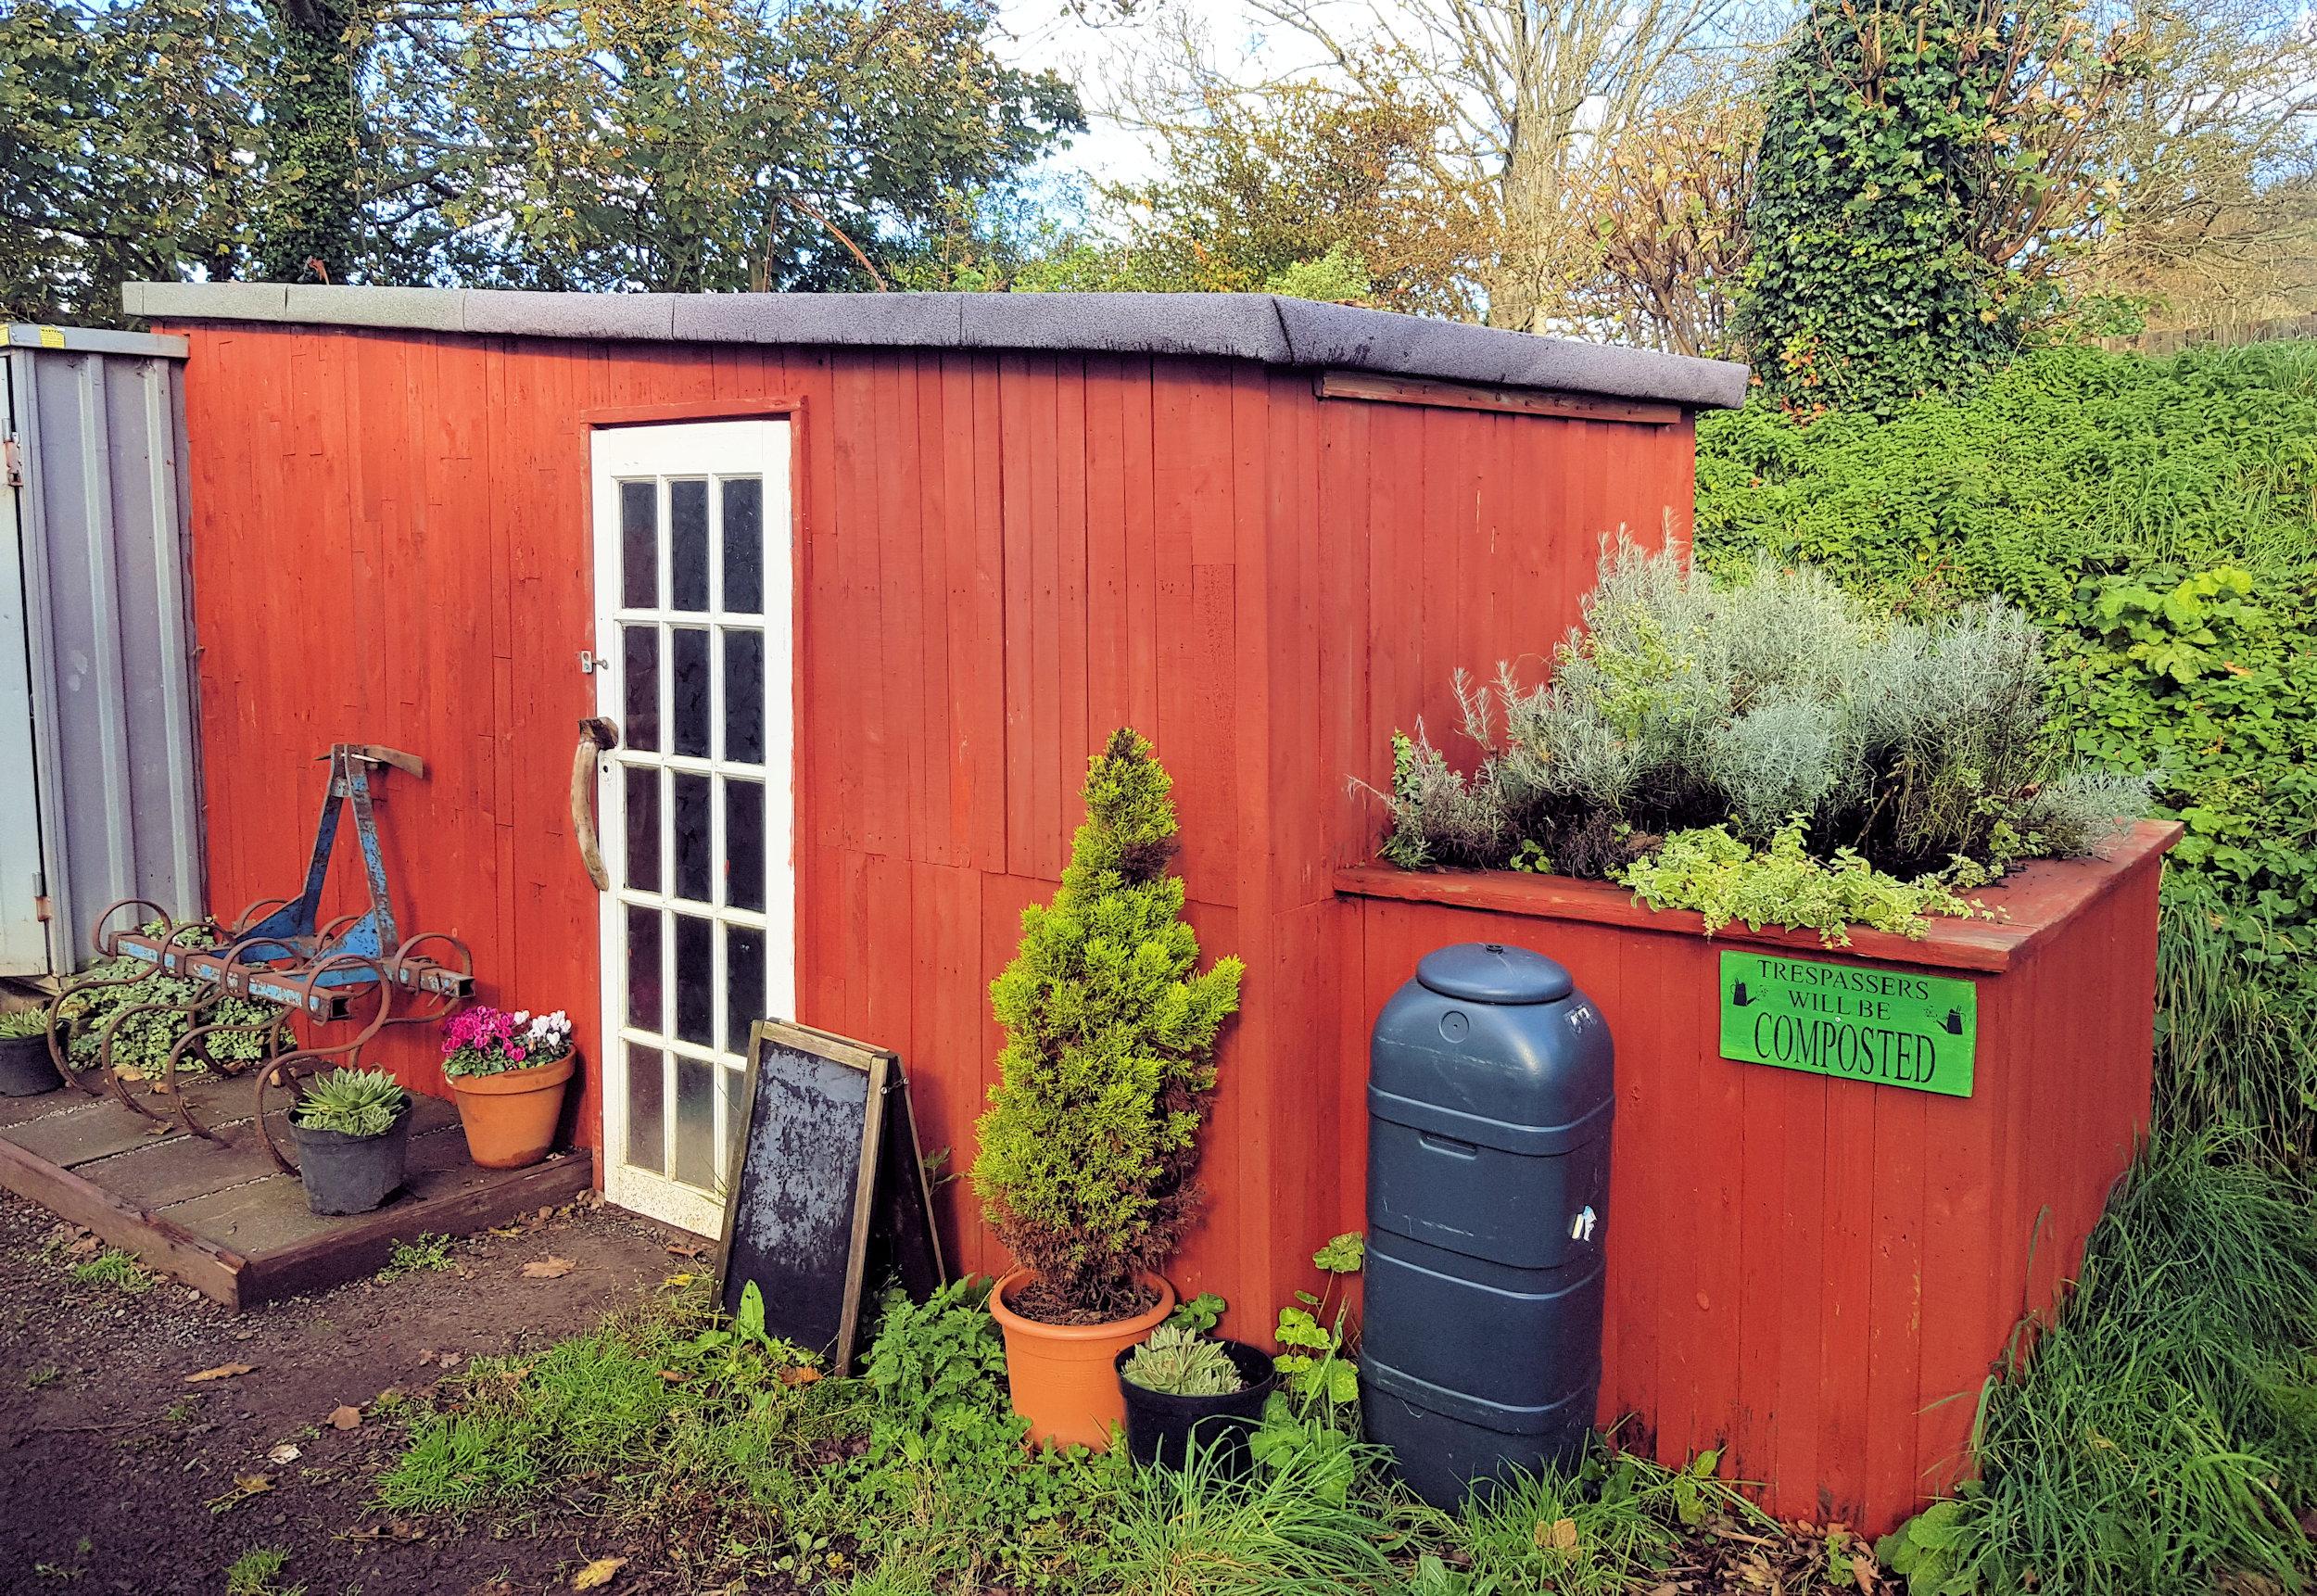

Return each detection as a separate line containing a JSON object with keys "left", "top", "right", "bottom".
{"left": 1337, "top": 823, "right": 2173, "bottom": 1533}
{"left": 164, "top": 322, "right": 1696, "bottom": 1337}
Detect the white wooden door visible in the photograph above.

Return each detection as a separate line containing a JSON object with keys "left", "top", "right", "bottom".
{"left": 0, "top": 364, "right": 50, "bottom": 973}
{"left": 590, "top": 421, "right": 793, "bottom": 1235}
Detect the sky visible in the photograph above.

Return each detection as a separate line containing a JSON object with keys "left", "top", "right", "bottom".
{"left": 992, "top": 0, "right": 1318, "bottom": 189}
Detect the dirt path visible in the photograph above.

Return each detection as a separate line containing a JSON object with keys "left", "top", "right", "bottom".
{"left": 0, "top": 1185, "right": 677, "bottom": 1595}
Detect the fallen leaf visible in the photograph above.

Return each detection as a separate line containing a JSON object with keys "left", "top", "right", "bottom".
{"left": 64, "top": 1235, "right": 100, "bottom": 1260}
{"left": 778, "top": 1366, "right": 821, "bottom": 1387}
{"left": 536, "top": 1206, "right": 553, "bottom": 1222}
{"left": 665, "top": 1240, "right": 705, "bottom": 1259}
{"left": 665, "top": 1273, "right": 696, "bottom": 1287}
{"left": 205, "top": 1473, "right": 272, "bottom": 1513}
{"left": 522, "top": 1257, "right": 575, "bottom": 1280}
{"left": 437, "top": 1351, "right": 462, "bottom": 1370}
{"left": 267, "top": 1442, "right": 301, "bottom": 1465}
{"left": 184, "top": 1363, "right": 254, "bottom": 1384}
{"left": 328, "top": 1405, "right": 361, "bottom": 1430}
{"left": 658, "top": 1369, "right": 688, "bottom": 1384}
{"left": 1851, "top": 1544, "right": 1881, "bottom": 1595}
{"left": 1552, "top": 1517, "right": 1579, "bottom": 1552}
{"left": 572, "top": 1555, "right": 628, "bottom": 1590}
{"left": 415, "top": 1349, "right": 437, "bottom": 1366}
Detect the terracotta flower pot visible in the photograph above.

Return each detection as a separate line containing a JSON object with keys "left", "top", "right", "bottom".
{"left": 989, "top": 1269, "right": 1176, "bottom": 1451}
{"left": 449, "top": 1053, "right": 575, "bottom": 1169}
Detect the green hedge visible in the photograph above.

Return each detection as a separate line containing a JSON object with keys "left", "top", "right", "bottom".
{"left": 1696, "top": 340, "right": 2317, "bottom": 971}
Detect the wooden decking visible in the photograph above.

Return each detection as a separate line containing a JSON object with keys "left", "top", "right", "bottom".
{"left": 0, "top": 1077, "right": 590, "bottom": 1310}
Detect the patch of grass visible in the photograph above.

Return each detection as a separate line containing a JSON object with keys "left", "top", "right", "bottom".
{"left": 1087, "top": 1439, "right": 1402, "bottom": 1594}
{"left": 222, "top": 1545, "right": 300, "bottom": 1596}
{"left": 375, "top": 1234, "right": 456, "bottom": 1282}
{"left": 26, "top": 1364, "right": 60, "bottom": 1389}
{"left": 1880, "top": 1132, "right": 2317, "bottom": 1596}
{"left": 69, "top": 1248, "right": 154, "bottom": 1294}
{"left": 1433, "top": 1446, "right": 1765, "bottom": 1596}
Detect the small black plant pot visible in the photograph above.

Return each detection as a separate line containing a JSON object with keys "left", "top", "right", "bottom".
{"left": 0, "top": 1032, "right": 62, "bottom": 1097}
{"left": 293, "top": 1109, "right": 411, "bottom": 1216}
{"left": 1114, "top": 1337, "right": 1279, "bottom": 1476}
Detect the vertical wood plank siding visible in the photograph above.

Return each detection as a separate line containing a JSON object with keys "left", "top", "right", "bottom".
{"left": 1337, "top": 834, "right": 2167, "bottom": 1533}
{"left": 169, "top": 326, "right": 1682, "bottom": 1356}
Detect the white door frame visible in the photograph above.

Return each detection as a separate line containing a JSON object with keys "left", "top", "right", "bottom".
{"left": 589, "top": 420, "right": 794, "bottom": 1235}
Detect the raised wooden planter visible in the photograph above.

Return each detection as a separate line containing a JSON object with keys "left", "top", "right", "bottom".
{"left": 1336, "top": 819, "right": 2180, "bottom": 1534}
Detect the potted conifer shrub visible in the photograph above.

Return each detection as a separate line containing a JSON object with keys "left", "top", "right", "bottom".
{"left": 441, "top": 1007, "right": 576, "bottom": 1169}
{"left": 290, "top": 1066, "right": 411, "bottom": 1215}
{"left": 0, "top": 1007, "right": 62, "bottom": 1096}
{"left": 974, "top": 728, "right": 1243, "bottom": 1450}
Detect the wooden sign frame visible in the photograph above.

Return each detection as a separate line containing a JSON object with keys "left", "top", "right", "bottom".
{"left": 712, "top": 1019, "right": 948, "bottom": 1374}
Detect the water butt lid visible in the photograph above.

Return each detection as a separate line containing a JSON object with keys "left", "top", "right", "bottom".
{"left": 1414, "top": 943, "right": 1574, "bottom": 1005}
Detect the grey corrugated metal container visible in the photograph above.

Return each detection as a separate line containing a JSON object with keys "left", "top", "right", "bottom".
{"left": 0, "top": 324, "right": 204, "bottom": 978}
{"left": 1362, "top": 942, "right": 1614, "bottom": 1508}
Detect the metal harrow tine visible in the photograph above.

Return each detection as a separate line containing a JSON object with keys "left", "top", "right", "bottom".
{"left": 252, "top": 953, "right": 396, "bottom": 1174}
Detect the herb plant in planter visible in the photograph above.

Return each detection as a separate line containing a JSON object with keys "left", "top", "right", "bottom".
{"left": 1115, "top": 1315, "right": 1278, "bottom": 1474}
{"left": 973, "top": 728, "right": 1243, "bottom": 1450}
{"left": 441, "top": 1007, "right": 576, "bottom": 1169}
{"left": 0, "top": 1007, "right": 62, "bottom": 1096}
{"left": 1369, "top": 543, "right": 2147, "bottom": 944}
{"left": 291, "top": 1067, "right": 411, "bottom": 1215}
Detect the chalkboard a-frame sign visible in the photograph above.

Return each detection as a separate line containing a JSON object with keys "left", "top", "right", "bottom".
{"left": 713, "top": 1020, "right": 947, "bottom": 1373}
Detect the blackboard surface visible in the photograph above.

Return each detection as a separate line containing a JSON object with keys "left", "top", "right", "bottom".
{"left": 716, "top": 1021, "right": 888, "bottom": 1366}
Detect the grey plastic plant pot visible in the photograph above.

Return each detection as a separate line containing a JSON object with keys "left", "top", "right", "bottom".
{"left": 1114, "top": 1338, "right": 1279, "bottom": 1476}
{"left": 0, "top": 1032, "right": 63, "bottom": 1096}
{"left": 292, "top": 1108, "right": 412, "bottom": 1216}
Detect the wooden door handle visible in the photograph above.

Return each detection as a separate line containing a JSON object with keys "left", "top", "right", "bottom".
{"left": 574, "top": 718, "right": 618, "bottom": 891}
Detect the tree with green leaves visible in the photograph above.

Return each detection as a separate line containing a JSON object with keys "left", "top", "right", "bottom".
{"left": 0, "top": 0, "right": 259, "bottom": 323}
{"left": 3, "top": 0, "right": 1081, "bottom": 323}
{"left": 972, "top": 729, "right": 1243, "bottom": 1324}
{"left": 1739, "top": 0, "right": 2146, "bottom": 414}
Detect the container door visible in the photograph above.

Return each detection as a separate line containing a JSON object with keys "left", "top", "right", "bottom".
{"left": 0, "top": 359, "right": 49, "bottom": 973}
{"left": 590, "top": 421, "right": 793, "bottom": 1235}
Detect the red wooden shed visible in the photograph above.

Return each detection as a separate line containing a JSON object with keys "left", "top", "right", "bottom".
{"left": 124, "top": 282, "right": 2165, "bottom": 1532}
{"left": 130, "top": 276, "right": 1741, "bottom": 1273}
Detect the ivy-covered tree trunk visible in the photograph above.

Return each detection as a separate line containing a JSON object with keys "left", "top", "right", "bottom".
{"left": 971, "top": 728, "right": 1243, "bottom": 1324}
{"left": 254, "top": 0, "right": 376, "bottom": 283}
{"left": 1737, "top": 0, "right": 2016, "bottom": 415}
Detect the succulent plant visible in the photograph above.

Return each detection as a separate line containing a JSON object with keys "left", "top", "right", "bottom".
{"left": 291, "top": 1067, "right": 408, "bottom": 1138}
{"left": 1123, "top": 1324, "right": 1244, "bottom": 1398}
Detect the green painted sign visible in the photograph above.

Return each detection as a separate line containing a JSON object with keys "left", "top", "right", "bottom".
{"left": 1718, "top": 951, "right": 1977, "bottom": 1097}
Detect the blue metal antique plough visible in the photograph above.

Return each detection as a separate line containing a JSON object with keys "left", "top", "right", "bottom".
{"left": 43, "top": 743, "right": 474, "bottom": 1171}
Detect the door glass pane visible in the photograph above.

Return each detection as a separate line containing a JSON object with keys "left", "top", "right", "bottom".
{"left": 674, "top": 913, "right": 714, "bottom": 1047}
{"left": 721, "top": 1066, "right": 751, "bottom": 1176}
{"left": 622, "top": 626, "right": 659, "bottom": 753}
{"left": 671, "top": 627, "right": 710, "bottom": 757}
{"left": 722, "top": 477, "right": 763, "bottom": 614}
{"left": 669, "top": 479, "right": 709, "bottom": 613}
{"left": 674, "top": 1056, "right": 716, "bottom": 1190}
{"left": 620, "top": 481, "right": 656, "bottom": 609}
{"left": 726, "top": 924, "right": 765, "bottom": 1054}
{"left": 626, "top": 1044, "right": 665, "bottom": 1173}
{"left": 723, "top": 629, "right": 765, "bottom": 765}
{"left": 623, "top": 765, "right": 660, "bottom": 893}
{"left": 673, "top": 773, "right": 712, "bottom": 902}
{"left": 725, "top": 779, "right": 764, "bottom": 912}
{"left": 625, "top": 906, "right": 662, "bottom": 1032}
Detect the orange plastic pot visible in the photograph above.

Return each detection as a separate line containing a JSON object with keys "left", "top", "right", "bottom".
{"left": 449, "top": 1053, "right": 575, "bottom": 1169}
{"left": 989, "top": 1269, "right": 1176, "bottom": 1451}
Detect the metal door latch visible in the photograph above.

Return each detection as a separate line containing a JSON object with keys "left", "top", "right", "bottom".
{"left": 1569, "top": 1206, "right": 1598, "bottom": 1243}
{"left": 577, "top": 649, "right": 601, "bottom": 675}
